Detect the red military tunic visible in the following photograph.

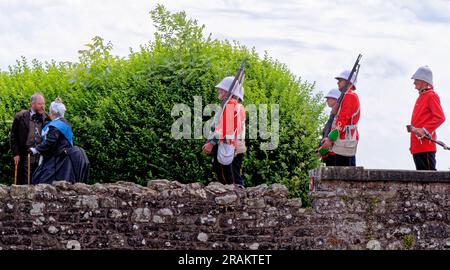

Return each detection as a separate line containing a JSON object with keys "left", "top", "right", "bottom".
{"left": 214, "top": 98, "right": 246, "bottom": 149}
{"left": 410, "top": 88, "right": 445, "bottom": 154}
{"left": 333, "top": 89, "right": 360, "bottom": 141}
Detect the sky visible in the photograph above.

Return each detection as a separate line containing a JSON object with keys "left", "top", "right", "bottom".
{"left": 2, "top": 0, "right": 450, "bottom": 170}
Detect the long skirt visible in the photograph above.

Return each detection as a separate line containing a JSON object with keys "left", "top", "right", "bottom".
{"left": 32, "top": 146, "right": 89, "bottom": 184}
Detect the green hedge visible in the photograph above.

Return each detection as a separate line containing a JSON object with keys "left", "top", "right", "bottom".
{"left": 0, "top": 5, "right": 324, "bottom": 203}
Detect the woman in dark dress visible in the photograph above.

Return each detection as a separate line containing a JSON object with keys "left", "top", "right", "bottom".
{"left": 29, "top": 98, "right": 89, "bottom": 184}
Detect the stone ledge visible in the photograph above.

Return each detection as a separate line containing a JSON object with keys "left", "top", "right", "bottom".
{"left": 309, "top": 166, "right": 450, "bottom": 183}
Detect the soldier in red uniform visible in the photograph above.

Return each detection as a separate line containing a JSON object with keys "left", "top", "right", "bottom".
{"left": 409, "top": 66, "right": 445, "bottom": 170}
{"left": 321, "top": 88, "right": 340, "bottom": 166}
{"left": 320, "top": 70, "right": 360, "bottom": 166}
{"left": 202, "top": 76, "right": 246, "bottom": 186}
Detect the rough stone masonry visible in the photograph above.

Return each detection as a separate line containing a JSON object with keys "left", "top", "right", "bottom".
{"left": 0, "top": 166, "right": 449, "bottom": 250}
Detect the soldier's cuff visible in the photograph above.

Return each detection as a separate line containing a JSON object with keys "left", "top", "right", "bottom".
{"left": 327, "top": 129, "right": 339, "bottom": 142}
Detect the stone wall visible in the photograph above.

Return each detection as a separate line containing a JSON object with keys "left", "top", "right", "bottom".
{"left": 0, "top": 166, "right": 449, "bottom": 250}
{"left": 309, "top": 167, "right": 450, "bottom": 250}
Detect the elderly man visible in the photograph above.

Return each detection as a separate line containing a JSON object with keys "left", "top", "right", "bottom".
{"left": 10, "top": 93, "right": 49, "bottom": 185}
{"left": 409, "top": 66, "right": 445, "bottom": 170}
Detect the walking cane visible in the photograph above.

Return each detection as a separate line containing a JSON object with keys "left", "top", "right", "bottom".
{"left": 27, "top": 153, "right": 31, "bottom": 185}
{"left": 14, "top": 161, "right": 18, "bottom": 185}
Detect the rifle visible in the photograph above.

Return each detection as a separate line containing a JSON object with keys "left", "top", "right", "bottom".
{"left": 406, "top": 125, "right": 450, "bottom": 150}
{"left": 317, "top": 54, "right": 362, "bottom": 156}
{"left": 209, "top": 59, "right": 246, "bottom": 135}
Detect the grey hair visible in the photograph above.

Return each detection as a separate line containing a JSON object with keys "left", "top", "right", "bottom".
{"left": 30, "top": 92, "right": 44, "bottom": 104}
{"left": 50, "top": 97, "right": 66, "bottom": 118}
{"left": 51, "top": 110, "right": 64, "bottom": 118}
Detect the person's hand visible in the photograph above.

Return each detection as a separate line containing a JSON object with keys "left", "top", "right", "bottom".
{"left": 412, "top": 127, "right": 426, "bottom": 139}
{"left": 13, "top": 155, "right": 20, "bottom": 166}
{"left": 315, "top": 149, "right": 323, "bottom": 158}
{"left": 321, "top": 137, "right": 333, "bottom": 150}
{"left": 202, "top": 143, "right": 213, "bottom": 155}
{"left": 28, "top": 148, "right": 39, "bottom": 155}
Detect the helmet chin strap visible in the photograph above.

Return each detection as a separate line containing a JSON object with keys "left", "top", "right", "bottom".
{"left": 419, "top": 85, "right": 432, "bottom": 93}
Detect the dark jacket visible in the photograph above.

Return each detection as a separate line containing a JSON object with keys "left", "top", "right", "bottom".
{"left": 10, "top": 110, "right": 49, "bottom": 157}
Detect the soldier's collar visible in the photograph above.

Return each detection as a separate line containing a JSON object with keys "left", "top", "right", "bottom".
{"left": 419, "top": 87, "right": 433, "bottom": 94}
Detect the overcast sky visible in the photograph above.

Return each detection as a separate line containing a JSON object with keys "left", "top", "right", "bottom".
{"left": 2, "top": 0, "right": 450, "bottom": 170}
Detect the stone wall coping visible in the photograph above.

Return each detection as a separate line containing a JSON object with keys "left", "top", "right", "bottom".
{"left": 309, "top": 166, "right": 450, "bottom": 183}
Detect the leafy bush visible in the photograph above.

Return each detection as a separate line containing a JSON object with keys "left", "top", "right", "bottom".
{"left": 0, "top": 5, "right": 324, "bottom": 203}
